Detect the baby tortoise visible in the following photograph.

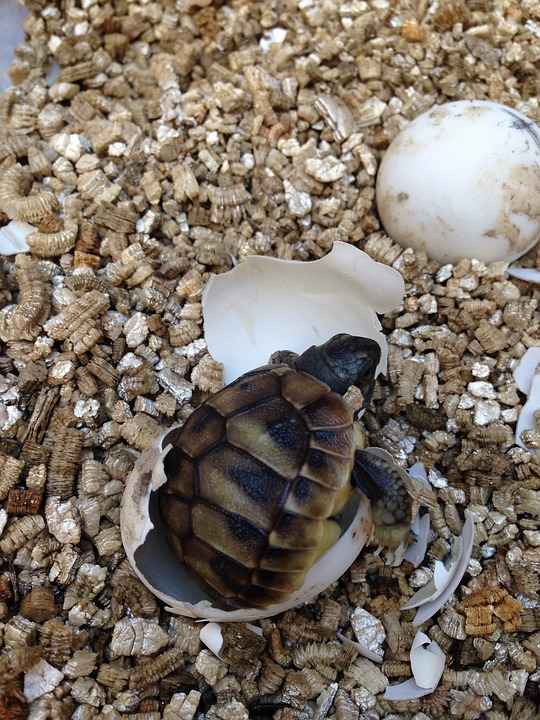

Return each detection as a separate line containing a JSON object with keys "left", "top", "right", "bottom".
{"left": 159, "top": 334, "right": 416, "bottom": 609}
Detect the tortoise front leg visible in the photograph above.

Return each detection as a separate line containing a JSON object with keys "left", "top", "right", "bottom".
{"left": 352, "top": 447, "right": 411, "bottom": 522}
{"left": 351, "top": 446, "right": 416, "bottom": 547}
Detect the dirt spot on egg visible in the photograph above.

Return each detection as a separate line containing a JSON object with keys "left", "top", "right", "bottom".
{"left": 132, "top": 467, "right": 153, "bottom": 506}
{"left": 397, "top": 192, "right": 409, "bottom": 202}
{"left": 462, "top": 104, "right": 490, "bottom": 119}
{"left": 427, "top": 107, "right": 449, "bottom": 125}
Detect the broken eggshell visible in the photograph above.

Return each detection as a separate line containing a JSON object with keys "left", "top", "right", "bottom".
{"left": 337, "top": 632, "right": 384, "bottom": 664}
{"left": 515, "top": 368, "right": 540, "bottom": 449}
{"left": 120, "top": 425, "right": 373, "bottom": 621}
{"left": 506, "top": 266, "right": 540, "bottom": 284}
{"left": 513, "top": 348, "right": 540, "bottom": 448}
{"left": 202, "top": 240, "right": 405, "bottom": 384}
{"left": 513, "top": 347, "right": 540, "bottom": 395}
{"left": 200, "top": 622, "right": 224, "bottom": 657}
{"left": 383, "top": 631, "right": 446, "bottom": 701}
{"left": 401, "top": 512, "right": 475, "bottom": 625}
{"left": 0, "top": 220, "right": 34, "bottom": 255}
{"left": 403, "top": 512, "right": 431, "bottom": 568}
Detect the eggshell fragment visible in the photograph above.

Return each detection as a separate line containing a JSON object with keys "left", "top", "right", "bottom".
{"left": 507, "top": 266, "right": 540, "bottom": 284}
{"left": 120, "top": 427, "right": 373, "bottom": 621}
{"left": 202, "top": 241, "right": 405, "bottom": 384}
{"left": 401, "top": 561, "right": 452, "bottom": 610}
{"left": 402, "top": 512, "right": 475, "bottom": 625}
{"left": 200, "top": 622, "right": 224, "bottom": 658}
{"left": 403, "top": 512, "right": 431, "bottom": 568}
{"left": 337, "top": 633, "right": 383, "bottom": 664}
{"left": 376, "top": 100, "right": 540, "bottom": 263}
{"left": 513, "top": 348, "right": 540, "bottom": 395}
{"left": 383, "top": 679, "right": 435, "bottom": 701}
{"left": 515, "top": 370, "right": 540, "bottom": 449}
{"left": 383, "top": 631, "right": 446, "bottom": 700}
{"left": 410, "top": 632, "right": 446, "bottom": 689}
{"left": 0, "top": 220, "right": 34, "bottom": 255}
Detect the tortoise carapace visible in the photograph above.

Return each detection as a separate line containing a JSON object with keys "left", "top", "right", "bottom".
{"left": 158, "top": 334, "right": 409, "bottom": 609}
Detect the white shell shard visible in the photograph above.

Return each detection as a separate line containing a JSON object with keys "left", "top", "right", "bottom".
{"left": 401, "top": 561, "right": 452, "bottom": 610}
{"left": 245, "top": 623, "right": 264, "bottom": 636}
{"left": 402, "top": 513, "right": 475, "bottom": 625}
{"left": 0, "top": 507, "right": 7, "bottom": 536}
{"left": 383, "top": 679, "right": 435, "bottom": 701}
{"left": 384, "top": 631, "right": 446, "bottom": 700}
{"left": 120, "top": 426, "right": 373, "bottom": 621}
{"left": 516, "top": 370, "right": 540, "bottom": 449}
{"left": 514, "top": 348, "right": 540, "bottom": 395}
{"left": 24, "top": 659, "right": 64, "bottom": 702}
{"left": 403, "top": 512, "right": 431, "bottom": 568}
{"left": 507, "top": 266, "right": 540, "bottom": 283}
{"left": 376, "top": 100, "right": 540, "bottom": 264}
{"left": 200, "top": 622, "right": 224, "bottom": 658}
{"left": 0, "top": 220, "right": 34, "bottom": 255}
{"left": 202, "top": 241, "right": 405, "bottom": 384}
{"left": 410, "top": 631, "right": 446, "bottom": 689}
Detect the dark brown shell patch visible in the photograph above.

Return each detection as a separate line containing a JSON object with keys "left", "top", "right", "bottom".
{"left": 198, "top": 446, "right": 286, "bottom": 529}
{"left": 162, "top": 451, "right": 195, "bottom": 498}
{"left": 284, "top": 475, "right": 339, "bottom": 519}
{"left": 207, "top": 371, "right": 280, "bottom": 416}
{"left": 178, "top": 405, "right": 225, "bottom": 458}
{"left": 300, "top": 448, "right": 352, "bottom": 490}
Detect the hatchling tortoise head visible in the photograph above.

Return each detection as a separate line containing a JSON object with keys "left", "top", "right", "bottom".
{"left": 159, "top": 334, "right": 415, "bottom": 609}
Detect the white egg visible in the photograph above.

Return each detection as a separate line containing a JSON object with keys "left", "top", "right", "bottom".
{"left": 376, "top": 100, "right": 540, "bottom": 264}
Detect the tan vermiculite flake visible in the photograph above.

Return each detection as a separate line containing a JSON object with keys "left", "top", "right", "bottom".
{"left": 27, "top": 221, "right": 78, "bottom": 258}
{"left": 129, "top": 647, "right": 185, "bottom": 689}
{"left": 0, "top": 453, "right": 24, "bottom": 500}
{"left": 0, "top": 163, "right": 59, "bottom": 222}
{"left": 111, "top": 617, "right": 170, "bottom": 658}
{"left": 0, "top": 515, "right": 45, "bottom": 554}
